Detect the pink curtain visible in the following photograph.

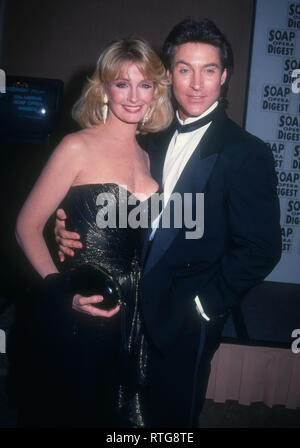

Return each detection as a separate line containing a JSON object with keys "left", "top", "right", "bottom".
{"left": 206, "top": 343, "right": 300, "bottom": 409}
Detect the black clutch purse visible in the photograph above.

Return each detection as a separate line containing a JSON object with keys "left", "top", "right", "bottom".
{"left": 68, "top": 264, "right": 122, "bottom": 310}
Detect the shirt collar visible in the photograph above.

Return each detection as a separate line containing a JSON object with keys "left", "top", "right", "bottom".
{"left": 176, "top": 101, "right": 219, "bottom": 126}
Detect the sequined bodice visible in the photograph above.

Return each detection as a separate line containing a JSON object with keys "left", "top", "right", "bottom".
{"left": 61, "top": 183, "right": 149, "bottom": 280}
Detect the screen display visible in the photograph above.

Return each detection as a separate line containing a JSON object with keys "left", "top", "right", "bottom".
{"left": 0, "top": 76, "right": 63, "bottom": 144}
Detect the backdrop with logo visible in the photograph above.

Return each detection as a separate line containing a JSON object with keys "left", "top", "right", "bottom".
{"left": 245, "top": 0, "right": 300, "bottom": 284}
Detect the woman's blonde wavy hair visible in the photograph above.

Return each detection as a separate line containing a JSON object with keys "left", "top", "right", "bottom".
{"left": 72, "top": 36, "right": 174, "bottom": 133}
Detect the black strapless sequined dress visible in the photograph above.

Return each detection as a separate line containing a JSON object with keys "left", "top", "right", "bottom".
{"left": 21, "top": 183, "right": 153, "bottom": 428}
{"left": 62, "top": 183, "right": 150, "bottom": 427}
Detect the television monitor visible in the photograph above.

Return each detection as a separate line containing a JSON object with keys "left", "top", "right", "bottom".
{"left": 0, "top": 75, "right": 63, "bottom": 144}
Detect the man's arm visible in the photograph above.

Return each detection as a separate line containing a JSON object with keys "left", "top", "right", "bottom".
{"left": 55, "top": 208, "right": 83, "bottom": 262}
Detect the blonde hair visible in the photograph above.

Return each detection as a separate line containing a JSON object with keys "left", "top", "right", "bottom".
{"left": 72, "top": 36, "right": 174, "bottom": 133}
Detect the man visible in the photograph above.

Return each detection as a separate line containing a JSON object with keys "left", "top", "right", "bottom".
{"left": 55, "top": 19, "right": 282, "bottom": 427}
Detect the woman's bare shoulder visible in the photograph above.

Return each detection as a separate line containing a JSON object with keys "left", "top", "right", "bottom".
{"left": 51, "top": 128, "right": 100, "bottom": 161}
{"left": 60, "top": 126, "right": 107, "bottom": 155}
{"left": 57, "top": 129, "right": 89, "bottom": 152}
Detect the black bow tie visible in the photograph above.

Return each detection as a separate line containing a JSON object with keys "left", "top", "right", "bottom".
{"left": 176, "top": 104, "right": 221, "bottom": 134}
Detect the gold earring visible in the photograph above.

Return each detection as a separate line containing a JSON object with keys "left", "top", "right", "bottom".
{"left": 142, "top": 108, "right": 151, "bottom": 126}
{"left": 102, "top": 94, "right": 108, "bottom": 124}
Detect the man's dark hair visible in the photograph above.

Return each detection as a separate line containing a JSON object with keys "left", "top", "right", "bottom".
{"left": 162, "top": 18, "right": 234, "bottom": 77}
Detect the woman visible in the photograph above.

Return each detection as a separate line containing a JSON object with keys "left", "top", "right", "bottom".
{"left": 15, "top": 36, "right": 173, "bottom": 427}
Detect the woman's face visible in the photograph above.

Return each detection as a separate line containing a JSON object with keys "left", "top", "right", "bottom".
{"left": 106, "top": 63, "right": 154, "bottom": 125}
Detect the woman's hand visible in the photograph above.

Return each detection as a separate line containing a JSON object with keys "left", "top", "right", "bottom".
{"left": 72, "top": 293, "right": 120, "bottom": 318}
{"left": 55, "top": 208, "right": 83, "bottom": 262}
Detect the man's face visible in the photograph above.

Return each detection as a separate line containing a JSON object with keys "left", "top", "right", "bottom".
{"left": 168, "top": 42, "right": 227, "bottom": 120}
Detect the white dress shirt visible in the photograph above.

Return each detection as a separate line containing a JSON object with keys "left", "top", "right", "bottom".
{"left": 149, "top": 101, "right": 219, "bottom": 321}
{"left": 150, "top": 101, "right": 218, "bottom": 239}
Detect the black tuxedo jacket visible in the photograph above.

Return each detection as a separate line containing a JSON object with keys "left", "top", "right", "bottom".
{"left": 139, "top": 107, "right": 282, "bottom": 355}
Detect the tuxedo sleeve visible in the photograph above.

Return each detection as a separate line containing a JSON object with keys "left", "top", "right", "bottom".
{"left": 192, "top": 147, "right": 281, "bottom": 319}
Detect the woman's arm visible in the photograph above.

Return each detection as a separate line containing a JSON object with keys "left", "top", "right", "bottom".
{"left": 15, "top": 134, "right": 83, "bottom": 278}
{"left": 16, "top": 133, "right": 120, "bottom": 318}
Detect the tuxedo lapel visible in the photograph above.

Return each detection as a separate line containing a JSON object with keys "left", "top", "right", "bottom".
{"left": 143, "top": 110, "right": 228, "bottom": 275}
{"left": 148, "top": 121, "right": 177, "bottom": 187}
{"left": 141, "top": 122, "right": 177, "bottom": 263}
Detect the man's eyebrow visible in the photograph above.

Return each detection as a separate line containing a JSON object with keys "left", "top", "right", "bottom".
{"left": 203, "top": 63, "right": 220, "bottom": 68}
{"left": 174, "top": 61, "right": 221, "bottom": 68}
{"left": 174, "top": 60, "right": 191, "bottom": 67}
